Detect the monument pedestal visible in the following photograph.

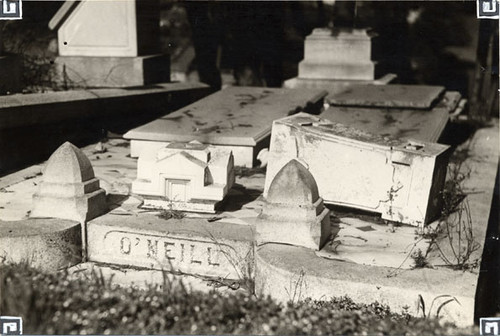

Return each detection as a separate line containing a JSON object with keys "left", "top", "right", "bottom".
{"left": 285, "top": 27, "right": 395, "bottom": 95}
{"left": 54, "top": 54, "right": 170, "bottom": 88}
{"left": 0, "top": 54, "right": 22, "bottom": 94}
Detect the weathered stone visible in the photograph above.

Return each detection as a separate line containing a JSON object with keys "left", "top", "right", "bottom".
{"left": 31, "top": 142, "right": 107, "bottom": 223}
{"left": 53, "top": 54, "right": 170, "bottom": 88}
{"left": 49, "top": 0, "right": 167, "bottom": 87}
{"left": 132, "top": 141, "right": 234, "bottom": 213}
{"left": 0, "top": 218, "right": 82, "bottom": 271}
{"left": 298, "top": 28, "right": 382, "bottom": 81}
{"left": 322, "top": 90, "right": 461, "bottom": 143}
{"left": 257, "top": 159, "right": 331, "bottom": 250}
{"left": 125, "top": 86, "right": 326, "bottom": 167}
{"left": 264, "top": 113, "right": 451, "bottom": 226}
{"left": 329, "top": 84, "right": 446, "bottom": 109}
{"left": 87, "top": 214, "right": 254, "bottom": 280}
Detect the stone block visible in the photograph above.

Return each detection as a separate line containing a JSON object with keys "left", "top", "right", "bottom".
{"left": 298, "top": 61, "right": 380, "bottom": 81}
{"left": 31, "top": 142, "right": 107, "bottom": 223}
{"left": 87, "top": 214, "right": 254, "bottom": 280}
{"left": 124, "top": 86, "right": 327, "bottom": 167}
{"left": 0, "top": 218, "right": 82, "bottom": 271}
{"left": 0, "top": 54, "right": 22, "bottom": 94}
{"left": 303, "top": 28, "right": 379, "bottom": 63}
{"left": 53, "top": 54, "right": 170, "bottom": 88}
{"left": 132, "top": 141, "right": 235, "bottom": 213}
{"left": 263, "top": 113, "right": 451, "bottom": 226}
{"left": 257, "top": 159, "right": 331, "bottom": 250}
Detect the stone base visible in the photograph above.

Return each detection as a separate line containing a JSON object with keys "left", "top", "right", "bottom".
{"left": 87, "top": 213, "right": 254, "bottom": 280}
{"left": 53, "top": 54, "right": 170, "bottom": 87}
{"left": 141, "top": 197, "right": 221, "bottom": 214}
{"left": 283, "top": 74, "right": 396, "bottom": 96}
{"left": 0, "top": 218, "right": 82, "bottom": 271}
{"left": 256, "top": 244, "right": 476, "bottom": 327}
{"left": 31, "top": 188, "right": 107, "bottom": 223}
{"left": 0, "top": 54, "right": 22, "bottom": 94}
{"left": 298, "top": 60, "right": 383, "bottom": 81}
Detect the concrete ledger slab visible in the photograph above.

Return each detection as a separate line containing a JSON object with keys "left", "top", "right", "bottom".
{"left": 0, "top": 218, "right": 82, "bottom": 271}
{"left": 87, "top": 213, "right": 254, "bottom": 280}
{"left": 124, "top": 86, "right": 327, "bottom": 167}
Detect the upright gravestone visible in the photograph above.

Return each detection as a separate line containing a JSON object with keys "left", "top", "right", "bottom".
{"left": 284, "top": 28, "right": 394, "bottom": 94}
{"left": 256, "top": 159, "right": 331, "bottom": 250}
{"left": 31, "top": 142, "right": 107, "bottom": 223}
{"left": 48, "top": 0, "right": 169, "bottom": 87}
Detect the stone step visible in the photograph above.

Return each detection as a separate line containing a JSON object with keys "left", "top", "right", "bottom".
{"left": 298, "top": 61, "right": 380, "bottom": 81}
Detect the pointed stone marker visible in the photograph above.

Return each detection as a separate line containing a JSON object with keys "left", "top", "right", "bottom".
{"left": 256, "top": 159, "right": 331, "bottom": 250}
{"left": 31, "top": 142, "right": 107, "bottom": 223}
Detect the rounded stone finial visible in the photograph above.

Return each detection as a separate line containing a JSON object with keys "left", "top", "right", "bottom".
{"left": 42, "top": 141, "right": 95, "bottom": 183}
{"left": 267, "top": 159, "right": 319, "bottom": 205}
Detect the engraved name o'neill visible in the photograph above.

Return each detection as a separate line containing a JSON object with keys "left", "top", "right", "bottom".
{"left": 112, "top": 232, "right": 223, "bottom": 267}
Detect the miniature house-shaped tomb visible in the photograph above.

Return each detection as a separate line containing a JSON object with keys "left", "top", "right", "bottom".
{"left": 132, "top": 141, "right": 234, "bottom": 213}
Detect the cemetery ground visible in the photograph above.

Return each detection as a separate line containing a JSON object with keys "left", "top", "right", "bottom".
{"left": 0, "top": 115, "right": 498, "bottom": 334}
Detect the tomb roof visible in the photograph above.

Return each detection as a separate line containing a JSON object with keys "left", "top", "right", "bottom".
{"left": 267, "top": 159, "right": 319, "bottom": 205}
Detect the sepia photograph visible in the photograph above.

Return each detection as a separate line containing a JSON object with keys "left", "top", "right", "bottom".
{"left": 0, "top": 0, "right": 498, "bottom": 334}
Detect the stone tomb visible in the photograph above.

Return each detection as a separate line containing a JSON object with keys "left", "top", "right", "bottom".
{"left": 132, "top": 141, "right": 234, "bottom": 213}
{"left": 263, "top": 113, "right": 451, "bottom": 226}
{"left": 124, "top": 86, "right": 327, "bottom": 167}
{"left": 48, "top": 0, "right": 169, "bottom": 87}
{"left": 31, "top": 142, "right": 107, "bottom": 223}
{"left": 256, "top": 159, "right": 331, "bottom": 250}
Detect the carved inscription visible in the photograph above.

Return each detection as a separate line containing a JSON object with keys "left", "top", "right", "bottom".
{"left": 105, "top": 231, "right": 228, "bottom": 274}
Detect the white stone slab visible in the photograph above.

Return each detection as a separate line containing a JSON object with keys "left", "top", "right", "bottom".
{"left": 124, "top": 86, "right": 327, "bottom": 166}
{"left": 264, "top": 113, "right": 451, "bottom": 226}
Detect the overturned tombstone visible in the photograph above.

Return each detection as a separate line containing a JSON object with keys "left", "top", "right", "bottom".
{"left": 264, "top": 113, "right": 451, "bottom": 226}
{"left": 256, "top": 159, "right": 331, "bottom": 250}
{"left": 132, "top": 141, "right": 234, "bottom": 213}
{"left": 31, "top": 142, "right": 107, "bottom": 223}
